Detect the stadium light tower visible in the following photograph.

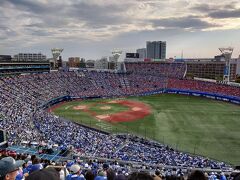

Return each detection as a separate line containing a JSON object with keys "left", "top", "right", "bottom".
{"left": 219, "top": 47, "right": 233, "bottom": 83}
{"left": 112, "top": 49, "right": 126, "bottom": 73}
{"left": 51, "top": 48, "right": 63, "bottom": 69}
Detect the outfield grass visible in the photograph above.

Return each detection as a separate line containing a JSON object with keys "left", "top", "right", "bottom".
{"left": 52, "top": 94, "right": 240, "bottom": 165}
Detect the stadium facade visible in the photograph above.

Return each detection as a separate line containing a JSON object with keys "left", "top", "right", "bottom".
{"left": 185, "top": 59, "right": 238, "bottom": 81}
{"left": 13, "top": 53, "right": 46, "bottom": 61}
{"left": 0, "top": 53, "right": 50, "bottom": 76}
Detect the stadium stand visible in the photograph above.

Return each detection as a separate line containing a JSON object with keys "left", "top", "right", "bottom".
{"left": 125, "top": 62, "right": 187, "bottom": 78}
{"left": 167, "top": 78, "right": 240, "bottom": 98}
{"left": 0, "top": 153, "right": 239, "bottom": 180}
{"left": 0, "top": 62, "right": 240, "bottom": 179}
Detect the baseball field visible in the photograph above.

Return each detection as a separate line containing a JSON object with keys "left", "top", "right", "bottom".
{"left": 51, "top": 94, "right": 240, "bottom": 165}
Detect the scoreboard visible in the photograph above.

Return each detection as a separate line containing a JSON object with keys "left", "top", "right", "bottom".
{"left": 0, "top": 129, "right": 6, "bottom": 143}
{"left": 126, "top": 53, "right": 139, "bottom": 58}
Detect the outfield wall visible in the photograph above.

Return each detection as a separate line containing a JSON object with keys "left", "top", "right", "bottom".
{"left": 166, "top": 89, "right": 240, "bottom": 105}
{"left": 139, "top": 88, "right": 240, "bottom": 105}
{"left": 41, "top": 89, "right": 240, "bottom": 110}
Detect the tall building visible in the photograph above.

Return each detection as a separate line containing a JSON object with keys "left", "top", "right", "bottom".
{"left": 146, "top": 41, "right": 166, "bottom": 59}
{"left": 136, "top": 48, "right": 146, "bottom": 59}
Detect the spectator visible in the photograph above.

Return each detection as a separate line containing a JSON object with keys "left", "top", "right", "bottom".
{"left": 67, "top": 164, "right": 85, "bottom": 180}
{"left": 94, "top": 170, "right": 107, "bottom": 180}
{"left": 187, "top": 170, "right": 207, "bottom": 180}
{"left": 153, "top": 170, "right": 162, "bottom": 180}
{"left": 106, "top": 168, "right": 116, "bottom": 180}
{"left": 0, "top": 156, "right": 24, "bottom": 180}
{"left": 26, "top": 168, "right": 60, "bottom": 180}
{"left": 127, "top": 171, "right": 153, "bottom": 180}
{"left": 85, "top": 170, "right": 95, "bottom": 180}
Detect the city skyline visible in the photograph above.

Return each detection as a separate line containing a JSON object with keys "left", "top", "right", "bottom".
{"left": 1, "top": 0, "right": 240, "bottom": 59}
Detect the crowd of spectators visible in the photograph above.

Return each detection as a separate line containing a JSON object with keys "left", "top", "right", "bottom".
{"left": 125, "top": 62, "right": 187, "bottom": 79}
{"left": 0, "top": 65, "right": 240, "bottom": 173}
{"left": 167, "top": 78, "right": 240, "bottom": 98}
{"left": 1, "top": 153, "right": 239, "bottom": 180}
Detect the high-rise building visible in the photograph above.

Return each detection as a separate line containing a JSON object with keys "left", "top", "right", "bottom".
{"left": 136, "top": 48, "right": 146, "bottom": 59}
{"left": 146, "top": 41, "right": 166, "bottom": 59}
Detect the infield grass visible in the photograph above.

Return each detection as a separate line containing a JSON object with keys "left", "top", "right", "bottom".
{"left": 52, "top": 94, "right": 240, "bottom": 165}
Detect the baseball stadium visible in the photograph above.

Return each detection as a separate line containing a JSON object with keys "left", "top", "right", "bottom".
{"left": 0, "top": 62, "right": 240, "bottom": 179}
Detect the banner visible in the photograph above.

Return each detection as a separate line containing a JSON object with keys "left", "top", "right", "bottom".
{"left": 164, "top": 89, "right": 240, "bottom": 104}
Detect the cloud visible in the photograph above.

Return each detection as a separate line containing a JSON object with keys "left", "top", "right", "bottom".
{"left": 191, "top": 4, "right": 218, "bottom": 12}
{"left": 6, "top": 0, "right": 131, "bottom": 28}
{"left": 151, "top": 16, "right": 219, "bottom": 30}
{"left": 209, "top": 9, "right": 240, "bottom": 18}
{"left": 191, "top": 2, "right": 238, "bottom": 12}
{"left": 190, "top": 2, "right": 240, "bottom": 19}
{"left": 66, "top": 2, "right": 130, "bottom": 28}
{"left": 6, "top": 0, "right": 55, "bottom": 14}
{"left": 0, "top": 0, "right": 240, "bottom": 58}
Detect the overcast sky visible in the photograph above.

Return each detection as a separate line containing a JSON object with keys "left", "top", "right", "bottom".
{"left": 0, "top": 0, "right": 240, "bottom": 60}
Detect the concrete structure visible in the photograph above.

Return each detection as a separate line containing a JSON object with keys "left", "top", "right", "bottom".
{"left": 219, "top": 47, "right": 234, "bottom": 82}
{"left": 136, "top": 48, "right": 146, "bottom": 59}
{"left": 146, "top": 41, "right": 166, "bottom": 59}
{"left": 112, "top": 50, "right": 126, "bottom": 73}
{"left": 13, "top": 53, "right": 46, "bottom": 61}
{"left": 51, "top": 48, "right": 63, "bottom": 69}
